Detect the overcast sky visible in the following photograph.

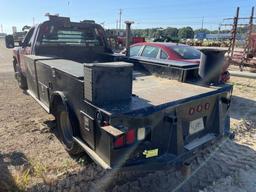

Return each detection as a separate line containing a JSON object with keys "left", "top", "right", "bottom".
{"left": 0, "top": 0, "right": 255, "bottom": 33}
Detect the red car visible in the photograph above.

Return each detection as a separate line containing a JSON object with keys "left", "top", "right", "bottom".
{"left": 129, "top": 42, "right": 230, "bottom": 82}
{"left": 129, "top": 42, "right": 201, "bottom": 64}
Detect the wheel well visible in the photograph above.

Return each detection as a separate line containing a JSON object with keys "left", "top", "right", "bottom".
{"left": 50, "top": 93, "right": 81, "bottom": 137}
{"left": 50, "top": 94, "right": 63, "bottom": 116}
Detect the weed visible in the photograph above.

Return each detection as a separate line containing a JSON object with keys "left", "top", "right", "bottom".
{"left": 14, "top": 168, "right": 31, "bottom": 191}
{"left": 31, "top": 161, "right": 47, "bottom": 177}
{"left": 63, "top": 159, "right": 72, "bottom": 168}
{"left": 77, "top": 157, "right": 85, "bottom": 166}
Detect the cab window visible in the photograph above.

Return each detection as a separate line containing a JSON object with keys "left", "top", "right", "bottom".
{"left": 141, "top": 45, "right": 160, "bottom": 58}
{"left": 129, "top": 45, "right": 143, "bottom": 56}
{"left": 160, "top": 50, "right": 168, "bottom": 59}
{"left": 22, "top": 27, "right": 35, "bottom": 47}
{"left": 40, "top": 26, "right": 103, "bottom": 46}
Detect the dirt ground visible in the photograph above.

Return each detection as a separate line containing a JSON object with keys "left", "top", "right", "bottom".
{"left": 0, "top": 38, "right": 256, "bottom": 192}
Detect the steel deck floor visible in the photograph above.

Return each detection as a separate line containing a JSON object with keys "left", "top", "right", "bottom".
{"left": 133, "top": 75, "right": 213, "bottom": 106}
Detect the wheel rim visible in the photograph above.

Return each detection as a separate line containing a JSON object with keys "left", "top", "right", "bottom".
{"left": 59, "top": 111, "right": 73, "bottom": 146}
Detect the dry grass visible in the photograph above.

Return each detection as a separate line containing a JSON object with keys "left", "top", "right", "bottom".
{"left": 13, "top": 168, "right": 31, "bottom": 191}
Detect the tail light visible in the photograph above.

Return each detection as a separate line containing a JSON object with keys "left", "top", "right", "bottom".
{"left": 126, "top": 129, "right": 135, "bottom": 144}
{"left": 113, "top": 128, "right": 139, "bottom": 149}
{"left": 113, "top": 135, "right": 125, "bottom": 148}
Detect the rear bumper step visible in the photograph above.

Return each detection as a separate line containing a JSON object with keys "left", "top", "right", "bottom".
{"left": 73, "top": 137, "right": 111, "bottom": 169}
{"left": 184, "top": 134, "right": 216, "bottom": 151}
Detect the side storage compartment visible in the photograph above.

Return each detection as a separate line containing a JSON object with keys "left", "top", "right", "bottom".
{"left": 24, "top": 55, "right": 55, "bottom": 99}
{"left": 24, "top": 55, "right": 38, "bottom": 98}
{"left": 84, "top": 62, "right": 133, "bottom": 106}
{"left": 35, "top": 61, "right": 54, "bottom": 108}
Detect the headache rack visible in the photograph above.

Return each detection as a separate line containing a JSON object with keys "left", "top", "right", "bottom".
{"left": 46, "top": 13, "right": 71, "bottom": 23}
{"left": 81, "top": 20, "right": 95, "bottom": 24}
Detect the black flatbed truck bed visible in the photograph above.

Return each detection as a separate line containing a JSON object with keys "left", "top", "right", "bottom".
{"left": 23, "top": 54, "right": 232, "bottom": 169}
{"left": 25, "top": 55, "right": 229, "bottom": 114}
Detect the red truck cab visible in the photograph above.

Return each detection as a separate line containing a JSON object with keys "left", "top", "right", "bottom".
{"left": 5, "top": 16, "right": 111, "bottom": 89}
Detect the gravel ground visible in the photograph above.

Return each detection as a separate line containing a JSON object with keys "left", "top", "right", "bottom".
{"left": 0, "top": 38, "right": 256, "bottom": 192}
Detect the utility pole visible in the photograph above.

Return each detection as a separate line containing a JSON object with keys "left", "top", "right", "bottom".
{"left": 217, "top": 24, "right": 221, "bottom": 41}
{"left": 119, "top": 9, "right": 122, "bottom": 30}
{"left": 201, "top": 16, "right": 204, "bottom": 30}
{"left": 67, "top": 1, "right": 71, "bottom": 17}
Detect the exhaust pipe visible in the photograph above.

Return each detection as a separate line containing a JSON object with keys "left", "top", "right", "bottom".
{"left": 125, "top": 21, "right": 134, "bottom": 56}
{"left": 198, "top": 48, "right": 226, "bottom": 85}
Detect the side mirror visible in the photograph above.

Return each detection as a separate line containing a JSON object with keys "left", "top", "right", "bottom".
{"left": 5, "top": 35, "right": 15, "bottom": 48}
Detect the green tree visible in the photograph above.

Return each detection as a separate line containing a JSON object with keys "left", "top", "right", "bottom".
{"left": 178, "top": 27, "right": 194, "bottom": 39}
{"left": 164, "top": 27, "right": 178, "bottom": 38}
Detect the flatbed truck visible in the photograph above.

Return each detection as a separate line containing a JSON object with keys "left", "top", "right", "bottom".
{"left": 5, "top": 15, "right": 233, "bottom": 169}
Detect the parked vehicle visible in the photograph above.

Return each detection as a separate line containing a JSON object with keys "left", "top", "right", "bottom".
{"left": 5, "top": 15, "right": 233, "bottom": 170}
{"left": 128, "top": 42, "right": 230, "bottom": 82}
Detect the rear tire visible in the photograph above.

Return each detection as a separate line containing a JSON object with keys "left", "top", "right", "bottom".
{"left": 16, "top": 72, "right": 28, "bottom": 90}
{"left": 56, "top": 103, "right": 83, "bottom": 156}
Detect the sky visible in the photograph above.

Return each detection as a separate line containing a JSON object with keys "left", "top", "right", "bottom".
{"left": 0, "top": 0, "right": 255, "bottom": 33}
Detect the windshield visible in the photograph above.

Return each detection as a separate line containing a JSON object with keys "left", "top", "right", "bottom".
{"left": 40, "top": 26, "right": 103, "bottom": 46}
{"left": 169, "top": 45, "right": 201, "bottom": 59}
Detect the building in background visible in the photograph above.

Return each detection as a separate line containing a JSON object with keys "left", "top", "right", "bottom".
{"left": 0, "top": 33, "right": 6, "bottom": 37}
{"left": 195, "top": 32, "right": 244, "bottom": 41}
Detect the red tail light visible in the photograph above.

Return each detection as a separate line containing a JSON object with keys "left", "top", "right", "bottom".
{"left": 113, "top": 128, "right": 136, "bottom": 148}
{"left": 114, "top": 135, "right": 125, "bottom": 148}
{"left": 126, "top": 129, "right": 135, "bottom": 145}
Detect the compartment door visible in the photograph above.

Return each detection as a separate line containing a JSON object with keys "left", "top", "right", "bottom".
{"left": 25, "top": 58, "right": 39, "bottom": 98}
{"left": 38, "top": 82, "right": 50, "bottom": 108}
{"left": 80, "top": 111, "right": 95, "bottom": 149}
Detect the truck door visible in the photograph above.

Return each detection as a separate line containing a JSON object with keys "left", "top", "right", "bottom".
{"left": 19, "top": 27, "right": 35, "bottom": 73}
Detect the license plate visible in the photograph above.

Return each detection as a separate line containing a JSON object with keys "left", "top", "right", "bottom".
{"left": 189, "top": 118, "right": 204, "bottom": 135}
